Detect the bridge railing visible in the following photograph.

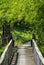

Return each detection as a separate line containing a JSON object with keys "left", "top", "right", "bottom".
{"left": 32, "top": 39, "right": 44, "bottom": 65}
{"left": 0, "top": 39, "right": 14, "bottom": 65}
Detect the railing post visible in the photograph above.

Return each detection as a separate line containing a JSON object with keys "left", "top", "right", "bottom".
{"left": 31, "top": 33, "right": 36, "bottom": 47}
{"left": 31, "top": 40, "right": 32, "bottom": 47}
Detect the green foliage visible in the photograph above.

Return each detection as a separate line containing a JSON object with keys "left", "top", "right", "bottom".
{"left": 0, "top": 44, "right": 6, "bottom": 56}
{"left": 12, "top": 28, "right": 32, "bottom": 44}
{"left": 0, "top": 0, "right": 43, "bottom": 27}
{"left": 0, "top": 0, "right": 44, "bottom": 56}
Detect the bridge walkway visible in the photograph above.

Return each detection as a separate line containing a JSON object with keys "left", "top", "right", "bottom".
{"left": 10, "top": 42, "right": 36, "bottom": 65}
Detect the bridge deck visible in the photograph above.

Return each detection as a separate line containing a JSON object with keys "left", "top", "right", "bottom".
{"left": 11, "top": 42, "right": 36, "bottom": 65}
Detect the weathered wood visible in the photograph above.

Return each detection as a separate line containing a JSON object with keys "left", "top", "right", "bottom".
{"left": 0, "top": 40, "right": 14, "bottom": 65}
{"left": 17, "top": 43, "right": 35, "bottom": 65}
{"left": 32, "top": 39, "right": 44, "bottom": 65}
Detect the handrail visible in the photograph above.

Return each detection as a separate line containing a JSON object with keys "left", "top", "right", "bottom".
{"left": 32, "top": 39, "right": 44, "bottom": 65}
{"left": 0, "top": 39, "right": 12, "bottom": 65}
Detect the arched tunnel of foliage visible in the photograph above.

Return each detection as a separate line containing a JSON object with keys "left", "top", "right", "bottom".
{"left": 0, "top": 0, "right": 44, "bottom": 56}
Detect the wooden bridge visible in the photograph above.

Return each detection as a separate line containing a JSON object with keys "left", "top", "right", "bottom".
{"left": 0, "top": 39, "right": 44, "bottom": 65}
{"left": 10, "top": 41, "right": 35, "bottom": 65}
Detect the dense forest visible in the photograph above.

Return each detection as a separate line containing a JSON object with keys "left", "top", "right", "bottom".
{"left": 0, "top": 0, "right": 44, "bottom": 56}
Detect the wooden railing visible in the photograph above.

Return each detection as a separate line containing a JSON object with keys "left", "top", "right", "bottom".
{"left": 32, "top": 39, "right": 44, "bottom": 65}
{"left": 0, "top": 40, "right": 14, "bottom": 65}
